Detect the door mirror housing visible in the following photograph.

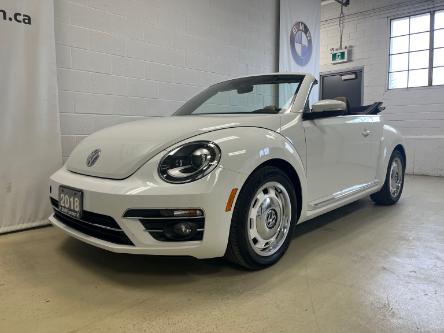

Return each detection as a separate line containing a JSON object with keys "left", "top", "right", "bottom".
{"left": 312, "top": 99, "right": 346, "bottom": 113}
{"left": 303, "top": 100, "right": 347, "bottom": 120}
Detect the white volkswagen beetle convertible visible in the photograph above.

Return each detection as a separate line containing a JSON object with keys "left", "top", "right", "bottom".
{"left": 49, "top": 73, "right": 405, "bottom": 269}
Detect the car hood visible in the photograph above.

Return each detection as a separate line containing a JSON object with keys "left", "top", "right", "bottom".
{"left": 66, "top": 114, "right": 281, "bottom": 179}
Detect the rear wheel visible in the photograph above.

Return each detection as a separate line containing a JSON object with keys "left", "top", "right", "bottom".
{"left": 371, "top": 150, "right": 405, "bottom": 205}
{"left": 225, "top": 166, "right": 297, "bottom": 270}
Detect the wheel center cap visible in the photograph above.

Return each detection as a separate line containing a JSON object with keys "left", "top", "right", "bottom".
{"left": 265, "top": 209, "right": 278, "bottom": 229}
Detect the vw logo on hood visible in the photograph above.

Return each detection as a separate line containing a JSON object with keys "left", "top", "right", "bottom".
{"left": 86, "top": 149, "right": 101, "bottom": 167}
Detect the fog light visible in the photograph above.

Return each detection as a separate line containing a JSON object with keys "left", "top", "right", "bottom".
{"left": 164, "top": 222, "right": 197, "bottom": 240}
{"left": 173, "top": 222, "right": 194, "bottom": 236}
{"left": 124, "top": 208, "right": 205, "bottom": 242}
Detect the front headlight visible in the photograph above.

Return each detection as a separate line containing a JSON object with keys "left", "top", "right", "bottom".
{"left": 158, "top": 141, "right": 221, "bottom": 184}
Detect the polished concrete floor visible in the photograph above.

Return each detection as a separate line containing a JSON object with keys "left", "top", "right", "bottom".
{"left": 0, "top": 175, "right": 443, "bottom": 333}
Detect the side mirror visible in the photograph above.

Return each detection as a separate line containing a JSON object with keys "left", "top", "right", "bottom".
{"left": 303, "top": 100, "right": 347, "bottom": 120}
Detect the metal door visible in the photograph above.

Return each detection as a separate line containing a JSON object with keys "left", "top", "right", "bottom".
{"left": 320, "top": 69, "right": 363, "bottom": 107}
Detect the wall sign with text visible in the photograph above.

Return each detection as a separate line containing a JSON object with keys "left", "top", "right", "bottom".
{"left": 0, "top": 9, "right": 31, "bottom": 25}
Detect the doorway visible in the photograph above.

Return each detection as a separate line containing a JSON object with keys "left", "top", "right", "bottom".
{"left": 320, "top": 68, "right": 363, "bottom": 107}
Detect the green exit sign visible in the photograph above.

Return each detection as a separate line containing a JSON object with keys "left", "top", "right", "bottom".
{"left": 331, "top": 49, "right": 348, "bottom": 64}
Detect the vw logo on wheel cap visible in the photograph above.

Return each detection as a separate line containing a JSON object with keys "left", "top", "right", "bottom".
{"left": 86, "top": 149, "right": 101, "bottom": 167}
{"left": 265, "top": 209, "right": 278, "bottom": 229}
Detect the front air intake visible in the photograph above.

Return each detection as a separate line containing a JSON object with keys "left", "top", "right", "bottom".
{"left": 123, "top": 209, "right": 205, "bottom": 242}
{"left": 51, "top": 198, "right": 134, "bottom": 246}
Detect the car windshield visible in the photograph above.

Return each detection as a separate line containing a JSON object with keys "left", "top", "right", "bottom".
{"left": 174, "top": 75, "right": 305, "bottom": 115}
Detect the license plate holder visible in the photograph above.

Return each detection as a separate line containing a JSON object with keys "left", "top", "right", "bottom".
{"left": 58, "top": 186, "right": 83, "bottom": 219}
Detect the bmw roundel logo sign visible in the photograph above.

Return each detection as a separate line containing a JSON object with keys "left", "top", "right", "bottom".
{"left": 290, "top": 21, "right": 313, "bottom": 67}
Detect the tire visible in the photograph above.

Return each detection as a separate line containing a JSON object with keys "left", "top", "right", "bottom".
{"left": 371, "top": 149, "right": 405, "bottom": 205}
{"left": 225, "top": 166, "right": 298, "bottom": 270}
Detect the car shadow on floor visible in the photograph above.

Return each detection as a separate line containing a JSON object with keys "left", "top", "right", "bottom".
{"left": 58, "top": 197, "right": 389, "bottom": 285}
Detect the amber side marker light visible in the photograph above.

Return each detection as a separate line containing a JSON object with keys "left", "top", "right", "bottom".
{"left": 225, "top": 188, "right": 238, "bottom": 212}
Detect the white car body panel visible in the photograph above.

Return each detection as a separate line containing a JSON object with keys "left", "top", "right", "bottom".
{"left": 302, "top": 115, "right": 382, "bottom": 203}
{"left": 49, "top": 73, "right": 404, "bottom": 259}
{"left": 66, "top": 114, "right": 281, "bottom": 180}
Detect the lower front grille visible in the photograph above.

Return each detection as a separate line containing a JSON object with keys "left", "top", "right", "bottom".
{"left": 51, "top": 199, "right": 134, "bottom": 246}
{"left": 123, "top": 209, "right": 205, "bottom": 242}
{"left": 141, "top": 217, "right": 205, "bottom": 242}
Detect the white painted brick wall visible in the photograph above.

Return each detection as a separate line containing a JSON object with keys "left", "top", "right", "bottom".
{"left": 321, "top": 0, "right": 444, "bottom": 176}
{"left": 54, "top": 0, "right": 279, "bottom": 159}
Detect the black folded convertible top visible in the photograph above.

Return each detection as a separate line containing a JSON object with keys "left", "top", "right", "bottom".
{"left": 349, "top": 102, "right": 385, "bottom": 115}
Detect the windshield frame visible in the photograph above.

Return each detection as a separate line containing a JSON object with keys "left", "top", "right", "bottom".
{"left": 173, "top": 74, "right": 306, "bottom": 116}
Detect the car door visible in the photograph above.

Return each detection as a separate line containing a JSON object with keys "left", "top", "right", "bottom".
{"left": 303, "top": 114, "right": 381, "bottom": 206}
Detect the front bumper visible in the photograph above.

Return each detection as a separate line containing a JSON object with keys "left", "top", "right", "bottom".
{"left": 49, "top": 161, "right": 246, "bottom": 259}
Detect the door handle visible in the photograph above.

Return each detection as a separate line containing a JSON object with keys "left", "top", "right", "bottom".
{"left": 362, "top": 129, "right": 371, "bottom": 137}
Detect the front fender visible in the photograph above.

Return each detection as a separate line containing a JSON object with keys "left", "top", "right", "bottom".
{"left": 132, "top": 126, "right": 308, "bottom": 222}
{"left": 191, "top": 127, "right": 308, "bottom": 214}
{"left": 377, "top": 124, "right": 405, "bottom": 182}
